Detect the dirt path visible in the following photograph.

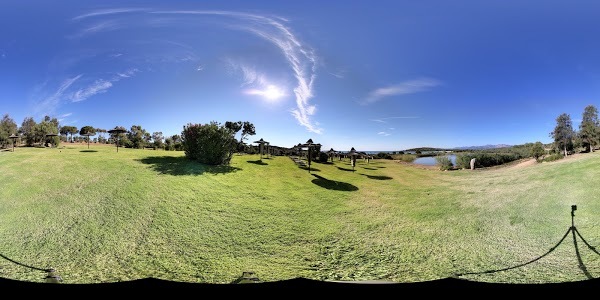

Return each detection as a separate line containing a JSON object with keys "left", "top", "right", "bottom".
{"left": 507, "top": 158, "right": 537, "bottom": 169}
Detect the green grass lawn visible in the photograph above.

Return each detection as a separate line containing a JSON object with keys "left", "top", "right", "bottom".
{"left": 0, "top": 144, "right": 598, "bottom": 284}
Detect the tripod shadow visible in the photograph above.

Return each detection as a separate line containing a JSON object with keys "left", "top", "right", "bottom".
{"left": 455, "top": 226, "right": 598, "bottom": 279}
{"left": 0, "top": 253, "right": 61, "bottom": 283}
{"left": 573, "top": 227, "right": 598, "bottom": 279}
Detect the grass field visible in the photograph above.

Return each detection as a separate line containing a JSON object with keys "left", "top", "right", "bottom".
{"left": 0, "top": 144, "right": 598, "bottom": 284}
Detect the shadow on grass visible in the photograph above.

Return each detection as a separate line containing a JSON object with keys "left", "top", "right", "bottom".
{"left": 336, "top": 166, "right": 355, "bottom": 172}
{"left": 247, "top": 160, "right": 268, "bottom": 165}
{"left": 79, "top": 150, "right": 98, "bottom": 153}
{"left": 362, "top": 167, "right": 378, "bottom": 170}
{"left": 311, "top": 174, "right": 358, "bottom": 191}
{"left": 300, "top": 166, "right": 320, "bottom": 172}
{"left": 138, "top": 156, "right": 241, "bottom": 175}
{"left": 360, "top": 174, "right": 393, "bottom": 180}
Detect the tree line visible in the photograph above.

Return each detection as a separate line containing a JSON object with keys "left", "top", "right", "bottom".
{"left": 0, "top": 114, "right": 260, "bottom": 165}
{"left": 551, "top": 104, "right": 599, "bottom": 156}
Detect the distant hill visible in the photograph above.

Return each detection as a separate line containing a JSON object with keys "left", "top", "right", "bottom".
{"left": 404, "top": 147, "right": 447, "bottom": 152}
{"left": 453, "top": 144, "right": 512, "bottom": 150}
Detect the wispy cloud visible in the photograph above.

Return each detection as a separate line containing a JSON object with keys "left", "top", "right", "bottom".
{"left": 71, "top": 80, "right": 113, "bottom": 102}
{"left": 72, "top": 8, "right": 148, "bottom": 21}
{"left": 35, "top": 75, "right": 82, "bottom": 115}
{"left": 70, "top": 68, "right": 139, "bottom": 103}
{"left": 70, "top": 20, "right": 121, "bottom": 38}
{"left": 151, "top": 10, "right": 321, "bottom": 134}
{"left": 58, "top": 113, "right": 72, "bottom": 122}
{"left": 377, "top": 131, "right": 391, "bottom": 136}
{"left": 370, "top": 116, "right": 420, "bottom": 123}
{"left": 226, "top": 60, "right": 268, "bottom": 87}
{"left": 363, "top": 78, "right": 441, "bottom": 105}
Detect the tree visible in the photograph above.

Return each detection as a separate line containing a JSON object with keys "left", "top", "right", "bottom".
{"left": 240, "top": 121, "right": 256, "bottom": 145}
{"left": 225, "top": 121, "right": 243, "bottom": 135}
{"left": 182, "top": 122, "right": 237, "bottom": 165}
{"left": 0, "top": 114, "right": 18, "bottom": 148}
{"left": 20, "top": 117, "right": 37, "bottom": 146}
{"left": 96, "top": 128, "right": 107, "bottom": 142}
{"left": 152, "top": 132, "right": 164, "bottom": 149}
{"left": 79, "top": 126, "right": 96, "bottom": 149}
{"left": 109, "top": 126, "right": 128, "bottom": 147}
{"left": 530, "top": 141, "right": 545, "bottom": 162}
{"left": 127, "top": 125, "right": 148, "bottom": 149}
{"left": 59, "top": 126, "right": 78, "bottom": 143}
{"left": 579, "top": 105, "right": 599, "bottom": 153}
{"left": 34, "top": 116, "right": 59, "bottom": 147}
{"left": 143, "top": 132, "right": 151, "bottom": 145}
{"left": 550, "top": 113, "right": 574, "bottom": 157}
{"left": 171, "top": 134, "right": 183, "bottom": 151}
{"left": 59, "top": 126, "right": 70, "bottom": 141}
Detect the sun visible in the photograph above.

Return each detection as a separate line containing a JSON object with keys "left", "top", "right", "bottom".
{"left": 244, "top": 85, "right": 286, "bottom": 101}
{"left": 262, "top": 85, "right": 284, "bottom": 100}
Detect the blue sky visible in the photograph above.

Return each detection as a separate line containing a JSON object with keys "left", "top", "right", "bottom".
{"left": 1, "top": 0, "right": 600, "bottom": 151}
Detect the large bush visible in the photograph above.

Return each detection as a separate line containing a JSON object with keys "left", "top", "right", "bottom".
{"left": 455, "top": 152, "right": 521, "bottom": 169}
{"left": 317, "top": 151, "right": 330, "bottom": 163}
{"left": 182, "top": 122, "right": 237, "bottom": 165}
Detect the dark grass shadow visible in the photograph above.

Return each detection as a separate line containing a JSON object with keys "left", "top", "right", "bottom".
{"left": 337, "top": 166, "right": 355, "bottom": 172}
{"left": 138, "top": 156, "right": 241, "bottom": 175}
{"left": 247, "top": 160, "right": 268, "bottom": 165}
{"left": 360, "top": 174, "right": 393, "bottom": 180}
{"left": 300, "top": 166, "right": 320, "bottom": 172}
{"left": 311, "top": 174, "right": 358, "bottom": 191}
{"left": 79, "top": 150, "right": 98, "bottom": 153}
{"left": 362, "top": 167, "right": 378, "bottom": 170}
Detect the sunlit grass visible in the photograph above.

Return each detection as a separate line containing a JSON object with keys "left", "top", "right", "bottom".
{"left": 0, "top": 144, "right": 598, "bottom": 284}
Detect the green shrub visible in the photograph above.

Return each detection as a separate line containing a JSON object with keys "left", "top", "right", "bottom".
{"left": 317, "top": 151, "right": 330, "bottom": 163}
{"left": 542, "top": 153, "right": 563, "bottom": 162}
{"left": 376, "top": 152, "right": 393, "bottom": 159}
{"left": 182, "top": 122, "right": 237, "bottom": 165}
{"left": 391, "top": 154, "right": 417, "bottom": 162}
{"left": 435, "top": 156, "right": 454, "bottom": 170}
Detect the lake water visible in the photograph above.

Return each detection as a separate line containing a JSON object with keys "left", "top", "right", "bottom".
{"left": 412, "top": 155, "right": 457, "bottom": 166}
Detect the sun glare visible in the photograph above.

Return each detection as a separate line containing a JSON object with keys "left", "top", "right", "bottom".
{"left": 263, "top": 85, "right": 284, "bottom": 100}
{"left": 246, "top": 85, "right": 285, "bottom": 101}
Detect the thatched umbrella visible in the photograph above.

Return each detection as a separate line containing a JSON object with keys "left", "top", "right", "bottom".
{"left": 300, "top": 139, "right": 321, "bottom": 172}
{"left": 9, "top": 134, "right": 18, "bottom": 152}
{"left": 327, "top": 148, "right": 337, "bottom": 162}
{"left": 349, "top": 147, "right": 359, "bottom": 171}
{"left": 45, "top": 133, "right": 59, "bottom": 148}
{"left": 108, "top": 127, "right": 127, "bottom": 153}
{"left": 253, "top": 138, "right": 268, "bottom": 160}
